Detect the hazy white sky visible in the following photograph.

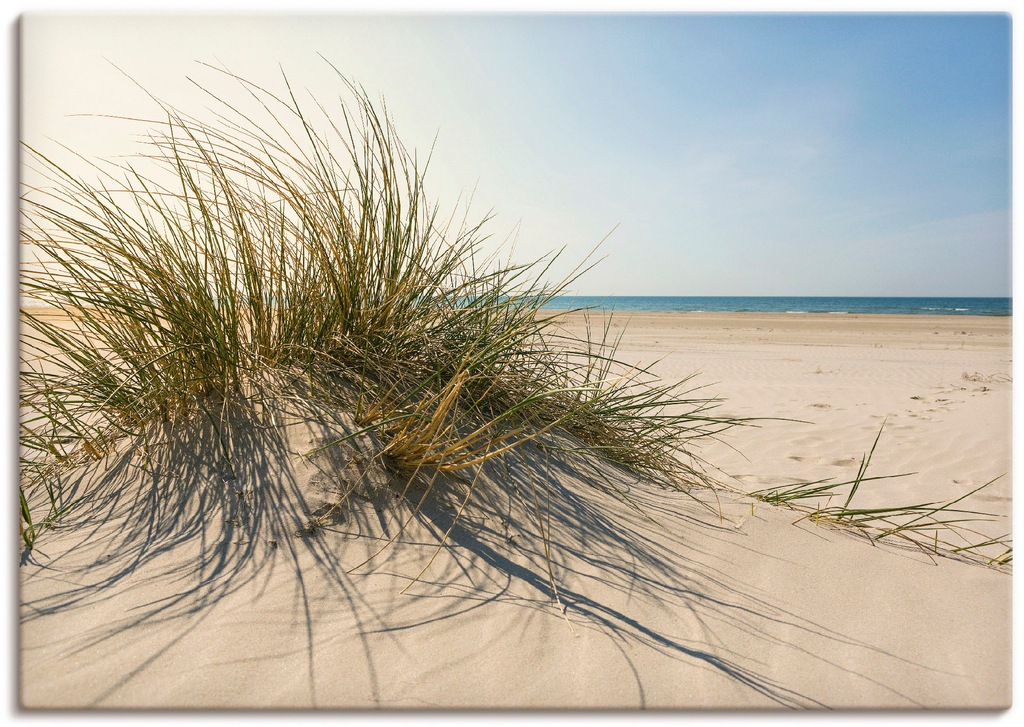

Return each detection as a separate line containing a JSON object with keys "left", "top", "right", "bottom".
{"left": 19, "top": 11, "right": 1012, "bottom": 297}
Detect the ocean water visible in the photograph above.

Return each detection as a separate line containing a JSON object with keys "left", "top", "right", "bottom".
{"left": 540, "top": 296, "right": 1012, "bottom": 316}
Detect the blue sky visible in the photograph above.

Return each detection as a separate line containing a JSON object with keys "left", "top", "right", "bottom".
{"left": 20, "top": 12, "right": 1011, "bottom": 296}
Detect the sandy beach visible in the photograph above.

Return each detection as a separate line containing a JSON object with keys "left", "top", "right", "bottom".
{"left": 18, "top": 311, "right": 1011, "bottom": 709}
{"left": 565, "top": 311, "right": 1013, "bottom": 534}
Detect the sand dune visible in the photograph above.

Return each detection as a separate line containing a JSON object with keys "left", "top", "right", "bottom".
{"left": 19, "top": 312, "right": 1011, "bottom": 709}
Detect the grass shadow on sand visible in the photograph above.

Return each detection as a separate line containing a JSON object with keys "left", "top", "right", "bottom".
{"left": 19, "top": 413, "right": 977, "bottom": 709}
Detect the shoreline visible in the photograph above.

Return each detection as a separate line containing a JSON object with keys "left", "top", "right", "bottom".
{"left": 546, "top": 308, "right": 1012, "bottom": 321}
{"left": 539, "top": 294, "right": 1012, "bottom": 318}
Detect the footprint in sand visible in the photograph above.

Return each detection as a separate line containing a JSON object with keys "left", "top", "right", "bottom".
{"left": 734, "top": 474, "right": 793, "bottom": 488}
{"left": 973, "top": 493, "right": 1010, "bottom": 504}
{"left": 788, "top": 455, "right": 859, "bottom": 467}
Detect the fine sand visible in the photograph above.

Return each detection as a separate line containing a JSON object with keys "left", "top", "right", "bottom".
{"left": 18, "top": 312, "right": 1011, "bottom": 709}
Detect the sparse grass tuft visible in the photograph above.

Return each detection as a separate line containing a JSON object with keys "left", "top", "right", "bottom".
{"left": 749, "top": 425, "right": 1012, "bottom": 567}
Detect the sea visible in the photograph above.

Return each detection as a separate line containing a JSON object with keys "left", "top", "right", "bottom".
{"left": 540, "top": 296, "right": 1012, "bottom": 317}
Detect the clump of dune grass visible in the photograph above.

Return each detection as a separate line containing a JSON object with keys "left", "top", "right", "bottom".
{"left": 748, "top": 425, "right": 1012, "bottom": 568}
{"left": 19, "top": 64, "right": 736, "bottom": 559}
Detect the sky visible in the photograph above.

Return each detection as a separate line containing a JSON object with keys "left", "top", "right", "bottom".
{"left": 18, "top": 11, "right": 1012, "bottom": 297}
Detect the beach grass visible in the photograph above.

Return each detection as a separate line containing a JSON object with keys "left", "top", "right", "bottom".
{"left": 19, "top": 65, "right": 735, "bottom": 563}
{"left": 748, "top": 425, "right": 1011, "bottom": 566}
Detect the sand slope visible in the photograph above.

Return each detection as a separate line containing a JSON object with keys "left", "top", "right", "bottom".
{"left": 19, "top": 313, "right": 1011, "bottom": 709}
